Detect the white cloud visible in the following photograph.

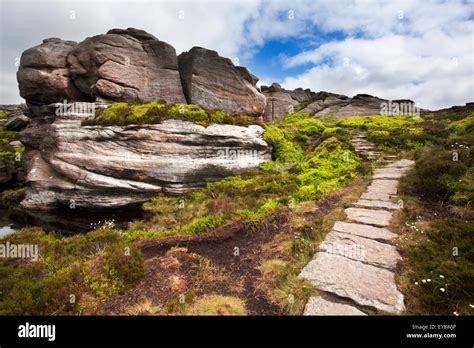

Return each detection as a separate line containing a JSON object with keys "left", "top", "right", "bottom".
{"left": 278, "top": 0, "right": 474, "bottom": 109}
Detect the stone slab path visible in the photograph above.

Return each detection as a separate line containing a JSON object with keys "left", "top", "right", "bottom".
{"left": 299, "top": 159, "right": 414, "bottom": 315}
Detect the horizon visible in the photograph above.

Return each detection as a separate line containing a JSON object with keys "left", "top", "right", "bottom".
{"left": 1, "top": 0, "right": 473, "bottom": 109}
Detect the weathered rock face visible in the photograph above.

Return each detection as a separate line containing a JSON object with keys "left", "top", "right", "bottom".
{"left": 67, "top": 28, "right": 186, "bottom": 104}
{"left": 261, "top": 84, "right": 355, "bottom": 122}
{"left": 0, "top": 159, "right": 13, "bottom": 184}
{"left": 178, "top": 47, "right": 266, "bottom": 116}
{"left": 17, "top": 38, "right": 87, "bottom": 105}
{"left": 301, "top": 93, "right": 425, "bottom": 119}
{"left": 17, "top": 28, "right": 267, "bottom": 116}
{"left": 19, "top": 103, "right": 271, "bottom": 210}
{"left": 261, "top": 83, "right": 300, "bottom": 123}
{"left": 300, "top": 93, "right": 380, "bottom": 118}
{"left": 5, "top": 113, "right": 30, "bottom": 131}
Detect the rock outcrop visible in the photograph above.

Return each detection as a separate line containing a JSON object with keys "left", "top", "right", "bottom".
{"left": 178, "top": 47, "right": 266, "bottom": 116}
{"left": 261, "top": 84, "right": 425, "bottom": 121}
{"left": 17, "top": 38, "right": 87, "bottom": 105}
{"left": 0, "top": 159, "right": 13, "bottom": 184}
{"left": 261, "top": 83, "right": 298, "bottom": 122}
{"left": 17, "top": 28, "right": 266, "bottom": 116}
{"left": 67, "top": 29, "right": 186, "bottom": 104}
{"left": 261, "top": 83, "right": 318, "bottom": 122}
{"left": 19, "top": 103, "right": 271, "bottom": 210}
{"left": 301, "top": 93, "right": 424, "bottom": 119}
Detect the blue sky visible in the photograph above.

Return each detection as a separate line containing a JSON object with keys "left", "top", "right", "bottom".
{"left": 1, "top": 0, "right": 473, "bottom": 109}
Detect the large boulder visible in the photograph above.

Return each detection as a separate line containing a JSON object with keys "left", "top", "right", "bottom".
{"left": 301, "top": 93, "right": 383, "bottom": 118}
{"left": 17, "top": 38, "right": 88, "bottom": 105}
{"left": 67, "top": 28, "right": 186, "bottom": 104}
{"left": 5, "top": 112, "right": 30, "bottom": 131}
{"left": 261, "top": 83, "right": 317, "bottom": 122}
{"left": 20, "top": 103, "right": 272, "bottom": 210}
{"left": 0, "top": 158, "right": 12, "bottom": 184}
{"left": 178, "top": 47, "right": 266, "bottom": 116}
{"left": 301, "top": 93, "right": 425, "bottom": 119}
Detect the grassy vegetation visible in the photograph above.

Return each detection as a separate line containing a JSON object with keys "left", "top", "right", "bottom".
{"left": 255, "top": 178, "right": 368, "bottom": 314}
{"left": 83, "top": 100, "right": 260, "bottom": 127}
{"left": 0, "top": 187, "right": 25, "bottom": 208}
{"left": 390, "top": 110, "right": 474, "bottom": 315}
{"left": 0, "top": 225, "right": 144, "bottom": 315}
{"left": 122, "top": 111, "right": 363, "bottom": 242}
{"left": 0, "top": 126, "right": 24, "bottom": 170}
{"left": 336, "top": 114, "right": 427, "bottom": 152}
{"left": 2, "top": 104, "right": 472, "bottom": 316}
{"left": 185, "top": 295, "right": 247, "bottom": 315}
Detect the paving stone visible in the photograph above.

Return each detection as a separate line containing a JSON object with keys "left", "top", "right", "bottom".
{"left": 373, "top": 172, "right": 404, "bottom": 179}
{"left": 299, "top": 252, "right": 405, "bottom": 313}
{"left": 385, "top": 159, "right": 414, "bottom": 168}
{"left": 366, "top": 179, "right": 399, "bottom": 195}
{"left": 304, "top": 296, "right": 367, "bottom": 316}
{"left": 320, "top": 231, "right": 402, "bottom": 270}
{"left": 345, "top": 207, "right": 393, "bottom": 226}
{"left": 333, "top": 221, "right": 398, "bottom": 241}
{"left": 353, "top": 199, "right": 400, "bottom": 210}
{"left": 360, "top": 191, "right": 391, "bottom": 201}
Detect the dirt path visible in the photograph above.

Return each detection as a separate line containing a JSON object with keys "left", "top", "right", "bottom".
{"left": 299, "top": 159, "right": 414, "bottom": 315}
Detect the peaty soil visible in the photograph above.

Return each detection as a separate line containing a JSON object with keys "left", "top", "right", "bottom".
{"left": 99, "top": 180, "right": 364, "bottom": 315}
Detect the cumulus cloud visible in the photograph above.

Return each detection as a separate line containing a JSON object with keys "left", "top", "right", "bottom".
{"left": 278, "top": 0, "right": 474, "bottom": 109}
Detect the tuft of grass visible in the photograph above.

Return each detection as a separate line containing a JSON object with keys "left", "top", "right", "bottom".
{"left": 185, "top": 295, "right": 247, "bottom": 315}
{"left": 181, "top": 215, "right": 226, "bottom": 234}
{"left": 125, "top": 298, "right": 162, "bottom": 315}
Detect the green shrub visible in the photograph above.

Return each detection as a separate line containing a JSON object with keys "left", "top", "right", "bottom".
{"left": 181, "top": 215, "right": 225, "bottom": 234}
{"left": 168, "top": 104, "right": 209, "bottom": 125}
{"left": 0, "top": 225, "right": 144, "bottom": 314}
{"left": 449, "top": 114, "right": 474, "bottom": 134}
{"left": 400, "top": 147, "right": 469, "bottom": 202}
{"left": 322, "top": 127, "right": 342, "bottom": 136}
{"left": 0, "top": 187, "right": 25, "bottom": 208}
{"left": 104, "top": 244, "right": 144, "bottom": 284}
{"left": 295, "top": 137, "right": 359, "bottom": 200}
{"left": 236, "top": 198, "right": 282, "bottom": 220}
{"left": 275, "top": 112, "right": 326, "bottom": 136}
{"left": 263, "top": 125, "right": 305, "bottom": 163}
{"left": 369, "top": 130, "right": 390, "bottom": 138}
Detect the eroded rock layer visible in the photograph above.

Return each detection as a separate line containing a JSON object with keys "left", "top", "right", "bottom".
{"left": 19, "top": 103, "right": 271, "bottom": 210}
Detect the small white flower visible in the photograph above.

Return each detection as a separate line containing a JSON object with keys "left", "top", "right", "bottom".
{"left": 427, "top": 279, "right": 431, "bottom": 282}
{"left": 440, "top": 287, "right": 446, "bottom": 292}
{"left": 453, "top": 311, "right": 459, "bottom": 316}
{"left": 422, "top": 279, "right": 427, "bottom": 283}
{"left": 440, "top": 275, "right": 445, "bottom": 279}
{"left": 469, "top": 304, "right": 474, "bottom": 308}
{"left": 414, "top": 282, "right": 418, "bottom": 285}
